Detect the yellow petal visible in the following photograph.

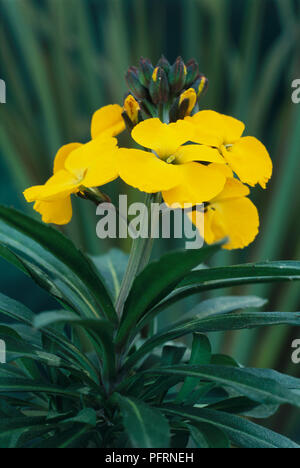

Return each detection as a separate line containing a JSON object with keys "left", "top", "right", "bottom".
{"left": 117, "top": 148, "right": 182, "bottom": 192}
{"left": 185, "top": 111, "right": 225, "bottom": 147}
{"left": 53, "top": 143, "right": 82, "bottom": 174}
{"left": 65, "top": 136, "right": 119, "bottom": 187}
{"left": 186, "top": 110, "right": 245, "bottom": 147}
{"left": 221, "top": 114, "right": 245, "bottom": 144}
{"left": 209, "top": 163, "right": 233, "bottom": 179}
{"left": 91, "top": 104, "right": 125, "bottom": 139}
{"left": 131, "top": 118, "right": 192, "bottom": 158}
{"left": 24, "top": 185, "right": 46, "bottom": 203}
{"left": 211, "top": 178, "right": 250, "bottom": 202}
{"left": 31, "top": 170, "right": 81, "bottom": 202}
{"left": 223, "top": 136, "right": 272, "bottom": 188}
{"left": 162, "top": 162, "right": 226, "bottom": 207}
{"left": 191, "top": 197, "right": 259, "bottom": 250}
{"left": 188, "top": 208, "right": 215, "bottom": 244}
{"left": 175, "top": 144, "right": 225, "bottom": 164}
{"left": 34, "top": 197, "right": 72, "bottom": 225}
{"left": 82, "top": 149, "right": 118, "bottom": 187}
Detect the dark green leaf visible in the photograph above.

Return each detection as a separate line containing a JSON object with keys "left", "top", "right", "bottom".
{"left": 91, "top": 248, "right": 129, "bottom": 300}
{"left": 0, "top": 294, "right": 98, "bottom": 381}
{"left": 187, "top": 295, "right": 267, "bottom": 319}
{"left": 124, "top": 312, "right": 300, "bottom": 370}
{"left": 207, "top": 396, "right": 279, "bottom": 419}
{"left": 0, "top": 205, "right": 117, "bottom": 322}
{"left": 162, "top": 407, "right": 299, "bottom": 448}
{"left": 116, "top": 242, "right": 223, "bottom": 347}
{"left": 0, "top": 377, "right": 93, "bottom": 400}
{"left": 34, "top": 425, "right": 92, "bottom": 448}
{"left": 176, "top": 334, "right": 211, "bottom": 403}
{"left": 34, "top": 311, "right": 116, "bottom": 383}
{"left": 187, "top": 422, "right": 230, "bottom": 448}
{"left": 62, "top": 408, "right": 97, "bottom": 427}
{"left": 156, "top": 261, "right": 300, "bottom": 312}
{"left": 147, "top": 365, "right": 300, "bottom": 407}
{"left": 115, "top": 394, "right": 171, "bottom": 448}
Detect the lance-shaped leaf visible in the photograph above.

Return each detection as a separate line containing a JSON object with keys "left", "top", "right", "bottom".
{"left": 154, "top": 261, "right": 300, "bottom": 313}
{"left": 116, "top": 242, "right": 223, "bottom": 347}
{"left": 34, "top": 311, "right": 116, "bottom": 383}
{"left": 0, "top": 293, "right": 99, "bottom": 381}
{"left": 162, "top": 407, "right": 299, "bottom": 448}
{"left": 124, "top": 312, "right": 300, "bottom": 370}
{"left": 0, "top": 205, "right": 117, "bottom": 323}
{"left": 114, "top": 394, "right": 171, "bottom": 448}
{"left": 137, "top": 295, "right": 267, "bottom": 333}
{"left": 146, "top": 365, "right": 300, "bottom": 407}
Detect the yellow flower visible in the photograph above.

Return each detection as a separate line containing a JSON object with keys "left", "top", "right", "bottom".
{"left": 189, "top": 169, "right": 259, "bottom": 250}
{"left": 185, "top": 110, "right": 272, "bottom": 188}
{"left": 117, "top": 118, "right": 227, "bottom": 206}
{"left": 24, "top": 104, "right": 124, "bottom": 225}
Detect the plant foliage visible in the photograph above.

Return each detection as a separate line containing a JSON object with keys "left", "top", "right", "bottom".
{"left": 0, "top": 205, "right": 299, "bottom": 448}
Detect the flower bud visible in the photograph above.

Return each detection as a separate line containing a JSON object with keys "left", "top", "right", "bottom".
{"left": 179, "top": 88, "right": 197, "bottom": 117}
{"left": 138, "top": 57, "right": 154, "bottom": 87}
{"left": 193, "top": 75, "right": 209, "bottom": 98}
{"left": 149, "top": 67, "right": 169, "bottom": 104}
{"left": 169, "top": 57, "right": 187, "bottom": 94}
{"left": 185, "top": 59, "right": 199, "bottom": 86}
{"left": 123, "top": 94, "right": 141, "bottom": 125}
{"left": 125, "top": 66, "right": 148, "bottom": 99}
{"left": 156, "top": 55, "right": 170, "bottom": 75}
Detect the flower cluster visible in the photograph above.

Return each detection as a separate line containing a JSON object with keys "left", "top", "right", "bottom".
{"left": 24, "top": 56, "right": 272, "bottom": 250}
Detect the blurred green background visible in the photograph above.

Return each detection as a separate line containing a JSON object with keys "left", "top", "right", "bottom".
{"left": 0, "top": 0, "right": 299, "bottom": 441}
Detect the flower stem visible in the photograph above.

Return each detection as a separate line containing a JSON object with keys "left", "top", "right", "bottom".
{"left": 115, "top": 192, "right": 161, "bottom": 318}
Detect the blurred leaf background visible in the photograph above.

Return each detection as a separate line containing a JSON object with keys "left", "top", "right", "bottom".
{"left": 0, "top": 0, "right": 299, "bottom": 441}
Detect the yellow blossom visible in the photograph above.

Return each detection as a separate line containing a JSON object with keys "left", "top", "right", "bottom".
{"left": 185, "top": 110, "right": 272, "bottom": 188}
{"left": 24, "top": 104, "right": 124, "bottom": 225}
{"left": 117, "top": 118, "right": 227, "bottom": 206}
{"left": 189, "top": 171, "right": 260, "bottom": 250}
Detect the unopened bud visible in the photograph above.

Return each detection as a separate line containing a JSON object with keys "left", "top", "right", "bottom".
{"left": 125, "top": 66, "right": 148, "bottom": 99}
{"left": 185, "top": 59, "right": 199, "bottom": 86}
{"left": 149, "top": 67, "right": 169, "bottom": 104}
{"left": 138, "top": 57, "right": 154, "bottom": 87}
{"left": 169, "top": 57, "right": 187, "bottom": 94}
{"left": 179, "top": 88, "right": 197, "bottom": 117}
{"left": 123, "top": 94, "right": 141, "bottom": 125}
{"left": 157, "top": 55, "right": 170, "bottom": 75}
{"left": 193, "top": 75, "right": 209, "bottom": 98}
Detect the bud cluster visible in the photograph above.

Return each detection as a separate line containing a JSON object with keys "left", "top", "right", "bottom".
{"left": 123, "top": 56, "right": 208, "bottom": 127}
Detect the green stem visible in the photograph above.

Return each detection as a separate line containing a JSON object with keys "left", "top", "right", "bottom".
{"left": 115, "top": 193, "right": 161, "bottom": 317}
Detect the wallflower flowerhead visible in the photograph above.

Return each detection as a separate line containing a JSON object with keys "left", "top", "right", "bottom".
{"left": 185, "top": 110, "right": 272, "bottom": 189}
{"left": 23, "top": 104, "right": 124, "bottom": 225}
{"left": 189, "top": 166, "right": 260, "bottom": 250}
{"left": 117, "top": 118, "right": 227, "bottom": 206}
